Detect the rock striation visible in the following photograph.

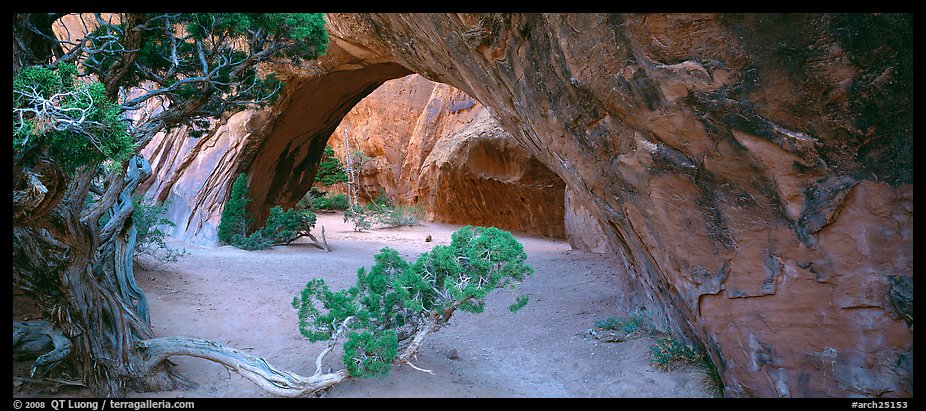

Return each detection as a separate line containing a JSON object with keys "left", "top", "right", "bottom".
{"left": 322, "top": 13, "right": 913, "bottom": 397}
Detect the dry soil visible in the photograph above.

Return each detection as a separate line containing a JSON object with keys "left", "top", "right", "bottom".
{"left": 14, "top": 213, "right": 717, "bottom": 398}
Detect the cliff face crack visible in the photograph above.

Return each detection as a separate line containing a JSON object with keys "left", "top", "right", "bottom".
{"left": 796, "top": 174, "right": 859, "bottom": 246}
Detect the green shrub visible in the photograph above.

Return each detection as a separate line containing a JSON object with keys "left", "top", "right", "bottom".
{"left": 378, "top": 204, "right": 424, "bottom": 228}
{"left": 650, "top": 337, "right": 704, "bottom": 371}
{"left": 343, "top": 193, "right": 423, "bottom": 231}
{"left": 292, "top": 226, "right": 533, "bottom": 378}
{"left": 595, "top": 309, "right": 652, "bottom": 334}
{"left": 131, "top": 197, "right": 188, "bottom": 265}
{"left": 367, "top": 190, "right": 393, "bottom": 210}
{"left": 231, "top": 232, "right": 273, "bottom": 251}
{"left": 343, "top": 204, "right": 373, "bottom": 232}
{"left": 219, "top": 174, "right": 318, "bottom": 250}
{"left": 217, "top": 173, "right": 252, "bottom": 244}
{"left": 259, "top": 205, "right": 317, "bottom": 245}
{"left": 311, "top": 193, "right": 349, "bottom": 211}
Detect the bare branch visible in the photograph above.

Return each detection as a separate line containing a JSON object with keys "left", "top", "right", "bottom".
{"left": 314, "top": 316, "right": 354, "bottom": 377}
{"left": 138, "top": 337, "right": 349, "bottom": 397}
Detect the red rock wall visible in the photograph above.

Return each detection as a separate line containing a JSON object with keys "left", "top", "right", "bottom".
{"left": 326, "top": 74, "right": 566, "bottom": 238}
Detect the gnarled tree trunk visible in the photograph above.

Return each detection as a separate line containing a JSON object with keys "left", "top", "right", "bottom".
{"left": 13, "top": 156, "right": 192, "bottom": 396}
{"left": 12, "top": 12, "right": 352, "bottom": 398}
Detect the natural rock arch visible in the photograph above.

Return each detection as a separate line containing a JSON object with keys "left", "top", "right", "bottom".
{"left": 324, "top": 73, "right": 568, "bottom": 239}
{"left": 317, "top": 13, "right": 912, "bottom": 398}
{"left": 241, "top": 62, "right": 412, "bottom": 224}
{"left": 141, "top": 13, "right": 912, "bottom": 398}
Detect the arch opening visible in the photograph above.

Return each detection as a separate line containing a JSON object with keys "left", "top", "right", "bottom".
{"left": 270, "top": 73, "right": 569, "bottom": 239}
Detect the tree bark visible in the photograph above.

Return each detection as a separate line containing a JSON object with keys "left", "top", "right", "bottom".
{"left": 138, "top": 337, "right": 348, "bottom": 397}
{"left": 13, "top": 155, "right": 193, "bottom": 396}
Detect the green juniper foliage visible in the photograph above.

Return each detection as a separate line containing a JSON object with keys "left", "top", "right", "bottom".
{"left": 217, "top": 173, "right": 252, "bottom": 244}
{"left": 258, "top": 205, "right": 317, "bottom": 245}
{"left": 131, "top": 197, "right": 188, "bottom": 264}
{"left": 315, "top": 146, "right": 349, "bottom": 187}
{"left": 311, "top": 193, "right": 350, "bottom": 211}
{"left": 82, "top": 13, "right": 328, "bottom": 138}
{"left": 292, "top": 226, "right": 533, "bottom": 378}
{"left": 218, "top": 173, "right": 318, "bottom": 250}
{"left": 12, "top": 63, "right": 132, "bottom": 173}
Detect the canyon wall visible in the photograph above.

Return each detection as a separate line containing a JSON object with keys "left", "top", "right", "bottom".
{"left": 325, "top": 74, "right": 566, "bottom": 238}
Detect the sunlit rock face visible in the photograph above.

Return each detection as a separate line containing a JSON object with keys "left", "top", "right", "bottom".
{"left": 325, "top": 74, "right": 566, "bottom": 238}
{"left": 141, "top": 13, "right": 912, "bottom": 397}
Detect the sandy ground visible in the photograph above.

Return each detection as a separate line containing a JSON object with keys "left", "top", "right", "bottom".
{"left": 14, "top": 213, "right": 717, "bottom": 398}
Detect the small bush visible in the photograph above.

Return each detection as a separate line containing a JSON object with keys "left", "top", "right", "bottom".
{"left": 311, "top": 193, "right": 349, "bottom": 211}
{"left": 595, "top": 309, "right": 652, "bottom": 334}
{"left": 219, "top": 174, "right": 318, "bottom": 250}
{"left": 260, "top": 206, "right": 317, "bottom": 245}
{"left": 343, "top": 193, "right": 423, "bottom": 231}
{"left": 378, "top": 204, "right": 424, "bottom": 228}
{"left": 344, "top": 205, "right": 373, "bottom": 232}
{"left": 132, "top": 197, "right": 188, "bottom": 266}
{"left": 650, "top": 337, "right": 703, "bottom": 371}
{"left": 231, "top": 232, "right": 273, "bottom": 251}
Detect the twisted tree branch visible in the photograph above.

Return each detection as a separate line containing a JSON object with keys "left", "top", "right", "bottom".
{"left": 138, "top": 337, "right": 348, "bottom": 397}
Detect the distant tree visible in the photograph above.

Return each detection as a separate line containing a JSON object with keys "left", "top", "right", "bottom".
{"left": 217, "top": 173, "right": 252, "bottom": 244}
{"left": 315, "top": 145, "right": 349, "bottom": 187}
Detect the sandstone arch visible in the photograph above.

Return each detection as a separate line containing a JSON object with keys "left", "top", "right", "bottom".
{"left": 320, "top": 13, "right": 912, "bottom": 397}
{"left": 324, "top": 73, "right": 568, "bottom": 239}
{"left": 241, "top": 62, "right": 413, "bottom": 224}
{"left": 141, "top": 13, "right": 912, "bottom": 397}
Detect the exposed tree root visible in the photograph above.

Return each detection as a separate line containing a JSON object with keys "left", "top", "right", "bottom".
{"left": 13, "top": 320, "right": 73, "bottom": 377}
{"left": 305, "top": 225, "right": 330, "bottom": 252}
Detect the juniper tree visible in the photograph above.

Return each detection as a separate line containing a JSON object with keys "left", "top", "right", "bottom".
{"left": 217, "top": 173, "right": 252, "bottom": 244}
{"left": 315, "top": 145, "right": 349, "bottom": 187}
{"left": 218, "top": 173, "right": 327, "bottom": 250}
{"left": 137, "top": 226, "right": 533, "bottom": 397}
{"left": 12, "top": 13, "right": 328, "bottom": 396}
{"left": 288, "top": 226, "right": 533, "bottom": 392}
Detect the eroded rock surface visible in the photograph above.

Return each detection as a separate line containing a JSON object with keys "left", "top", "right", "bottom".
{"left": 326, "top": 74, "right": 566, "bottom": 238}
